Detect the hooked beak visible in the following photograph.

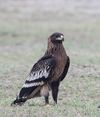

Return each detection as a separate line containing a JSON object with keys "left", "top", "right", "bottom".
{"left": 56, "top": 35, "right": 64, "bottom": 41}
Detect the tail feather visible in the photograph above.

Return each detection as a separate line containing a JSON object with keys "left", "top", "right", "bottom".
{"left": 11, "top": 86, "right": 40, "bottom": 106}
{"left": 11, "top": 96, "right": 27, "bottom": 106}
{"left": 19, "top": 86, "right": 37, "bottom": 98}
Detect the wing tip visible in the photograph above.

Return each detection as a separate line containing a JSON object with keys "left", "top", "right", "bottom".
{"left": 11, "top": 97, "right": 27, "bottom": 107}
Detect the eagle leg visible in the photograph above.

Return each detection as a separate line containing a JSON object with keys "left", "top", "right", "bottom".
{"left": 45, "top": 95, "right": 49, "bottom": 104}
{"left": 40, "top": 84, "right": 50, "bottom": 105}
{"left": 51, "top": 81, "right": 60, "bottom": 104}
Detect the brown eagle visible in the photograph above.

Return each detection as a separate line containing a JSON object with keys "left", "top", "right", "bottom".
{"left": 11, "top": 32, "right": 70, "bottom": 106}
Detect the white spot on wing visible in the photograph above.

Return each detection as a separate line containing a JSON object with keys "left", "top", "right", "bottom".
{"left": 27, "top": 68, "right": 49, "bottom": 81}
{"left": 23, "top": 81, "right": 44, "bottom": 88}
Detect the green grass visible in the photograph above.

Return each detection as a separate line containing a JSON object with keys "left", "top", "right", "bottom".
{"left": 0, "top": 1, "right": 100, "bottom": 117}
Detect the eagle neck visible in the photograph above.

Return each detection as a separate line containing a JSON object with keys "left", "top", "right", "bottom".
{"left": 45, "top": 42, "right": 66, "bottom": 57}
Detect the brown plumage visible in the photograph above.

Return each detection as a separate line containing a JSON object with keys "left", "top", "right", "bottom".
{"left": 11, "top": 32, "right": 70, "bottom": 106}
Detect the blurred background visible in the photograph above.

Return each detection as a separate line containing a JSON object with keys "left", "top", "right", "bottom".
{"left": 0, "top": 0, "right": 100, "bottom": 65}
{"left": 0, "top": 0, "right": 100, "bottom": 117}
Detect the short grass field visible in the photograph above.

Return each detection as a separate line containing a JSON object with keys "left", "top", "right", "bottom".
{"left": 0, "top": 0, "right": 100, "bottom": 117}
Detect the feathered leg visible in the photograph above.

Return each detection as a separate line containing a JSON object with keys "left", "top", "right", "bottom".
{"left": 51, "top": 81, "right": 60, "bottom": 104}
{"left": 40, "top": 84, "right": 50, "bottom": 105}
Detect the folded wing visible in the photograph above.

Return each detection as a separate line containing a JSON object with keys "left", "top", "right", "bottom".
{"left": 11, "top": 55, "right": 56, "bottom": 105}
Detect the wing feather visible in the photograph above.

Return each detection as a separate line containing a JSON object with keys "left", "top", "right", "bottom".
{"left": 59, "top": 56, "right": 70, "bottom": 81}
{"left": 18, "top": 55, "right": 56, "bottom": 99}
{"left": 23, "top": 56, "right": 55, "bottom": 88}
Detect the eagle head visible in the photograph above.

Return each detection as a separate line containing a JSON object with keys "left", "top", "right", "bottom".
{"left": 49, "top": 32, "right": 64, "bottom": 43}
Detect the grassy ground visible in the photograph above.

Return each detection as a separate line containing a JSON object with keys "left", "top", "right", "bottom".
{"left": 0, "top": 1, "right": 100, "bottom": 117}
